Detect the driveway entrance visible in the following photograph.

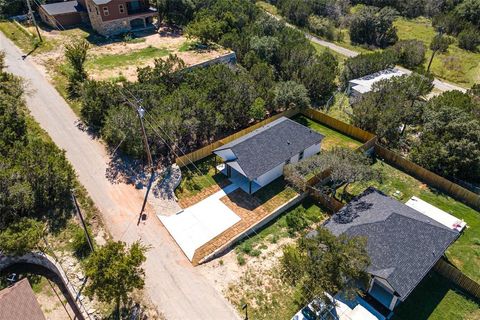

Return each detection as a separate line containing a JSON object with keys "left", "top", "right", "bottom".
{"left": 158, "top": 184, "right": 240, "bottom": 260}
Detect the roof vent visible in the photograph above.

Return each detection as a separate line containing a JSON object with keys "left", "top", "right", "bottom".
{"left": 287, "top": 141, "right": 291, "bottom": 145}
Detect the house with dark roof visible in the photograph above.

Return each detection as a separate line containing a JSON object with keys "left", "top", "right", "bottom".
{"left": 213, "top": 117, "right": 324, "bottom": 194}
{"left": 0, "top": 278, "right": 46, "bottom": 320}
{"left": 39, "top": 0, "right": 157, "bottom": 36}
{"left": 323, "top": 187, "right": 460, "bottom": 312}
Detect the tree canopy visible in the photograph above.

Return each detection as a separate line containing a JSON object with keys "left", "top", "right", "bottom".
{"left": 349, "top": 5, "right": 398, "bottom": 48}
{"left": 285, "top": 147, "right": 380, "bottom": 199}
{"left": 84, "top": 241, "right": 147, "bottom": 316}
{"left": 0, "top": 51, "right": 75, "bottom": 256}
{"left": 351, "top": 73, "right": 434, "bottom": 146}
{"left": 281, "top": 226, "right": 370, "bottom": 307}
{"left": 410, "top": 90, "right": 480, "bottom": 182}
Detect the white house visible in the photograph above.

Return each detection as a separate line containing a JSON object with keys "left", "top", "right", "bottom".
{"left": 213, "top": 117, "right": 324, "bottom": 194}
{"left": 348, "top": 68, "right": 408, "bottom": 103}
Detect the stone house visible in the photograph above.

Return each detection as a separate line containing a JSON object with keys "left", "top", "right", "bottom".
{"left": 39, "top": 0, "right": 157, "bottom": 36}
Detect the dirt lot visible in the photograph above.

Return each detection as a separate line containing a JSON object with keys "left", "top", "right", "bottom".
{"left": 27, "top": 24, "right": 229, "bottom": 82}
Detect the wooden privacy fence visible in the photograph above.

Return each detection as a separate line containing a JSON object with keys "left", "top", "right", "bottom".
{"left": 302, "top": 108, "right": 375, "bottom": 143}
{"left": 175, "top": 107, "right": 301, "bottom": 167}
{"left": 308, "top": 186, "right": 344, "bottom": 213}
{"left": 176, "top": 107, "right": 376, "bottom": 167}
{"left": 434, "top": 258, "right": 480, "bottom": 300}
{"left": 375, "top": 145, "right": 480, "bottom": 211}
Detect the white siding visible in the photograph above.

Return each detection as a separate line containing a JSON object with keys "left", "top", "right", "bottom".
{"left": 254, "top": 162, "right": 285, "bottom": 187}
{"left": 304, "top": 143, "right": 321, "bottom": 158}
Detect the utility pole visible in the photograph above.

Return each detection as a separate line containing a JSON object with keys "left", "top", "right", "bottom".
{"left": 72, "top": 192, "right": 95, "bottom": 253}
{"left": 26, "top": 0, "right": 43, "bottom": 43}
{"left": 134, "top": 105, "right": 155, "bottom": 225}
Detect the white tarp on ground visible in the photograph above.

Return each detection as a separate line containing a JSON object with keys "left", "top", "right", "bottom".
{"left": 406, "top": 196, "right": 467, "bottom": 232}
{"left": 158, "top": 184, "right": 240, "bottom": 260}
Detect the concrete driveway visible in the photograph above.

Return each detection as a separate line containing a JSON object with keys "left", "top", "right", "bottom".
{"left": 159, "top": 184, "right": 240, "bottom": 260}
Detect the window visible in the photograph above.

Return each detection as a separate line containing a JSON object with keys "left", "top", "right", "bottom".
{"left": 299, "top": 150, "right": 304, "bottom": 161}
{"left": 103, "top": 6, "right": 109, "bottom": 16}
{"left": 95, "top": 6, "right": 99, "bottom": 15}
{"left": 119, "top": 4, "right": 125, "bottom": 14}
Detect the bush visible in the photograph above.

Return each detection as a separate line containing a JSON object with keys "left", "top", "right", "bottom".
{"left": 286, "top": 207, "right": 308, "bottom": 234}
{"left": 71, "top": 224, "right": 93, "bottom": 259}
{"left": 390, "top": 39, "right": 426, "bottom": 69}
{"left": 458, "top": 27, "right": 480, "bottom": 52}
{"left": 308, "top": 15, "right": 335, "bottom": 40}
{"left": 237, "top": 254, "right": 246, "bottom": 266}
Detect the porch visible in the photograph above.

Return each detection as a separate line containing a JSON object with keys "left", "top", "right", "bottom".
{"left": 216, "top": 163, "right": 262, "bottom": 194}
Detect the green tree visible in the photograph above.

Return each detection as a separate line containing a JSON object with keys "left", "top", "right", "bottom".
{"left": 285, "top": 147, "right": 380, "bottom": 199}
{"left": 458, "top": 27, "right": 480, "bottom": 52}
{"left": 185, "top": 15, "right": 225, "bottom": 45}
{"left": 64, "top": 40, "right": 89, "bottom": 96}
{"left": 84, "top": 241, "right": 147, "bottom": 319}
{"left": 0, "top": 218, "right": 44, "bottom": 256}
{"left": 248, "top": 97, "right": 266, "bottom": 120}
{"left": 390, "top": 39, "right": 426, "bottom": 69}
{"left": 80, "top": 80, "right": 123, "bottom": 129}
{"left": 455, "top": 0, "right": 480, "bottom": 27}
{"left": 101, "top": 104, "right": 144, "bottom": 158}
{"left": 427, "top": 33, "right": 453, "bottom": 72}
{"left": 352, "top": 73, "right": 433, "bottom": 145}
{"left": 281, "top": 227, "right": 370, "bottom": 306}
{"left": 273, "top": 81, "right": 311, "bottom": 111}
{"left": 349, "top": 6, "right": 398, "bottom": 48}
{"left": 411, "top": 91, "right": 480, "bottom": 182}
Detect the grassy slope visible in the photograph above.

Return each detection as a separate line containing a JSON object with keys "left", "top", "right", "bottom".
{"left": 0, "top": 21, "right": 55, "bottom": 54}
{"left": 394, "top": 17, "right": 480, "bottom": 87}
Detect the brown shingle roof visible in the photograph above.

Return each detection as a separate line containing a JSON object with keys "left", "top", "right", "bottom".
{"left": 0, "top": 278, "right": 46, "bottom": 320}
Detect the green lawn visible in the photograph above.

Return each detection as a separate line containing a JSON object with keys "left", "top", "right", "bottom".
{"left": 86, "top": 46, "right": 170, "bottom": 70}
{"left": 344, "top": 160, "right": 480, "bottom": 283}
{"left": 393, "top": 272, "right": 480, "bottom": 320}
{"left": 292, "top": 115, "right": 362, "bottom": 150}
{"left": 175, "top": 155, "right": 226, "bottom": 200}
{"left": 0, "top": 21, "right": 55, "bottom": 54}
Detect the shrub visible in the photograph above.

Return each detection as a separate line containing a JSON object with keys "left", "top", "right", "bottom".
{"left": 237, "top": 254, "right": 246, "bottom": 266}
{"left": 308, "top": 15, "right": 335, "bottom": 40}
{"left": 458, "top": 27, "right": 480, "bottom": 52}
{"left": 286, "top": 207, "right": 308, "bottom": 234}
{"left": 390, "top": 39, "right": 426, "bottom": 69}
{"left": 71, "top": 224, "right": 93, "bottom": 259}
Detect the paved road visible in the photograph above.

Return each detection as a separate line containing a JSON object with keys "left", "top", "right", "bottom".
{"left": 267, "top": 12, "right": 467, "bottom": 93}
{"left": 1, "top": 33, "right": 239, "bottom": 320}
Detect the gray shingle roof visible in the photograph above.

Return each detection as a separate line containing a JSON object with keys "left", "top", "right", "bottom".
{"left": 40, "top": 1, "right": 83, "bottom": 15}
{"left": 323, "top": 188, "right": 459, "bottom": 301}
{"left": 214, "top": 117, "right": 324, "bottom": 180}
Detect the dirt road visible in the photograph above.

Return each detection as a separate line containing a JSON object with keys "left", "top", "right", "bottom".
{"left": 1, "top": 33, "right": 239, "bottom": 320}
